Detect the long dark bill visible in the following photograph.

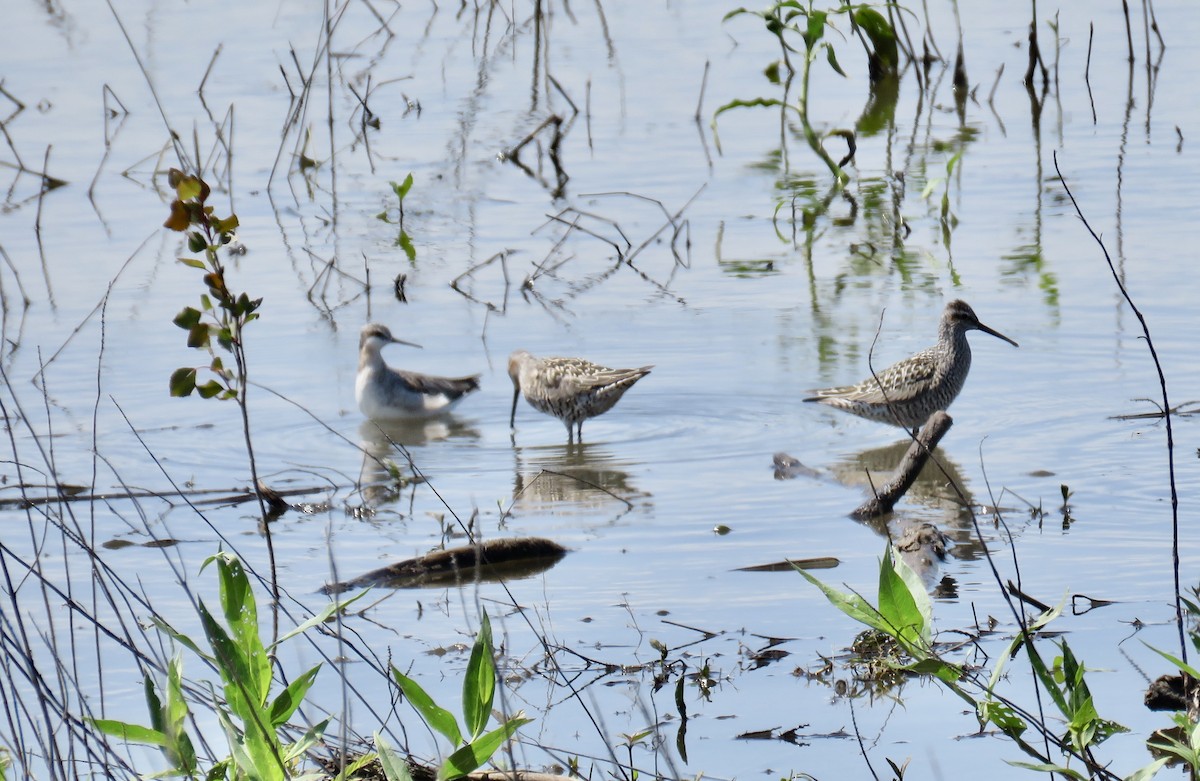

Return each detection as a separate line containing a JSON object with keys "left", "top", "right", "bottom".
{"left": 977, "top": 322, "right": 1019, "bottom": 348}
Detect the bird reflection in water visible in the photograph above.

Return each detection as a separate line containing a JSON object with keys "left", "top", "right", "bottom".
{"left": 511, "top": 442, "right": 650, "bottom": 516}
{"left": 356, "top": 418, "right": 480, "bottom": 506}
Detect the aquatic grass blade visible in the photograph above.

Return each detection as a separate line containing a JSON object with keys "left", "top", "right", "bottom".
{"left": 144, "top": 672, "right": 165, "bottom": 734}
{"left": 1127, "top": 758, "right": 1171, "bottom": 780}
{"left": 283, "top": 716, "right": 330, "bottom": 764}
{"left": 164, "top": 657, "right": 197, "bottom": 774}
{"left": 391, "top": 666, "right": 463, "bottom": 746}
{"left": 275, "top": 590, "right": 367, "bottom": 647}
{"left": 984, "top": 597, "right": 1066, "bottom": 711}
{"left": 216, "top": 706, "right": 283, "bottom": 781}
{"left": 375, "top": 732, "right": 414, "bottom": 781}
{"left": 463, "top": 612, "right": 496, "bottom": 740}
{"left": 1143, "top": 642, "right": 1200, "bottom": 680}
{"left": 1006, "top": 761, "right": 1086, "bottom": 779}
{"left": 438, "top": 717, "right": 532, "bottom": 781}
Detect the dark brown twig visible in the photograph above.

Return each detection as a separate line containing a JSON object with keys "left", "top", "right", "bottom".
{"left": 1053, "top": 150, "right": 1184, "bottom": 663}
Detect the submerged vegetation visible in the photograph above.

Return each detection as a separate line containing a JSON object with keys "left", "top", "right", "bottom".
{"left": 0, "top": 0, "right": 1189, "bottom": 780}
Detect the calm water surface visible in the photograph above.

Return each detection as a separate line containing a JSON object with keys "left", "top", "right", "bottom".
{"left": 2, "top": 1, "right": 1199, "bottom": 778}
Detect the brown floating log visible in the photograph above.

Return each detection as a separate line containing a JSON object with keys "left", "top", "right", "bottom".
{"left": 851, "top": 411, "right": 953, "bottom": 520}
{"left": 323, "top": 537, "right": 568, "bottom": 594}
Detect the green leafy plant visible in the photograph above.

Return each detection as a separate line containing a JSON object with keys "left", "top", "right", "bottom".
{"left": 164, "top": 169, "right": 257, "bottom": 401}
{"left": 162, "top": 169, "right": 281, "bottom": 606}
{"left": 391, "top": 611, "right": 531, "bottom": 781}
{"left": 795, "top": 544, "right": 1165, "bottom": 778}
{"left": 798, "top": 545, "right": 961, "bottom": 684}
{"left": 715, "top": 3, "right": 899, "bottom": 185}
{"left": 92, "top": 552, "right": 356, "bottom": 781}
{"left": 377, "top": 174, "right": 417, "bottom": 261}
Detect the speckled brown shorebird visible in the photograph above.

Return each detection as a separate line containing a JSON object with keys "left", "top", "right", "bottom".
{"left": 508, "top": 350, "right": 652, "bottom": 443}
{"left": 356, "top": 323, "right": 480, "bottom": 420}
{"left": 803, "top": 300, "right": 1018, "bottom": 431}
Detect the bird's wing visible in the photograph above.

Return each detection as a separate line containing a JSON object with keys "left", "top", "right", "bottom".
{"left": 811, "top": 349, "right": 938, "bottom": 405}
{"left": 574, "top": 365, "right": 653, "bottom": 390}
{"left": 394, "top": 371, "right": 481, "bottom": 398}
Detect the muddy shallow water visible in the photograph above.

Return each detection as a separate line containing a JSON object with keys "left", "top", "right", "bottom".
{"left": 3, "top": 1, "right": 1200, "bottom": 778}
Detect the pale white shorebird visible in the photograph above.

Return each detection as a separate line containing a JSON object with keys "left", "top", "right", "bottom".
{"left": 356, "top": 323, "right": 481, "bottom": 420}
{"left": 803, "top": 300, "right": 1018, "bottom": 432}
{"left": 508, "top": 350, "right": 652, "bottom": 443}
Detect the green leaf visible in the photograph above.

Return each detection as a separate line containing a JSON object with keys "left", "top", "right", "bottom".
{"left": 945, "top": 149, "right": 964, "bottom": 176}
{"left": 463, "top": 612, "right": 496, "bottom": 740}
{"left": 210, "top": 553, "right": 271, "bottom": 708}
{"left": 438, "top": 717, "right": 532, "bottom": 781}
{"left": 336, "top": 750, "right": 383, "bottom": 781}
{"left": 824, "top": 44, "right": 847, "bottom": 77}
{"left": 148, "top": 616, "right": 213, "bottom": 664}
{"left": 173, "top": 307, "right": 202, "bottom": 330}
{"left": 282, "top": 717, "right": 330, "bottom": 764}
{"left": 853, "top": 7, "right": 899, "bottom": 71}
{"left": 179, "top": 257, "right": 207, "bottom": 270}
{"left": 267, "top": 664, "right": 320, "bottom": 727}
{"left": 393, "top": 173, "right": 414, "bottom": 201}
{"left": 375, "top": 732, "right": 414, "bottom": 781}
{"left": 187, "top": 323, "right": 210, "bottom": 349}
{"left": 1143, "top": 642, "right": 1200, "bottom": 681}
{"left": 794, "top": 565, "right": 892, "bottom": 636}
{"left": 275, "top": 589, "right": 369, "bottom": 647}
{"left": 177, "top": 177, "right": 202, "bottom": 202}
{"left": 169, "top": 367, "right": 197, "bottom": 397}
{"left": 392, "top": 666, "right": 462, "bottom": 746}
{"left": 164, "top": 657, "right": 197, "bottom": 774}
{"left": 89, "top": 719, "right": 170, "bottom": 747}
{"left": 215, "top": 215, "right": 240, "bottom": 234}
{"left": 877, "top": 548, "right": 921, "bottom": 644}
{"left": 803, "top": 10, "right": 826, "bottom": 49}
{"left": 904, "top": 657, "right": 961, "bottom": 683}
{"left": 978, "top": 699, "right": 1027, "bottom": 737}
{"left": 399, "top": 231, "right": 416, "bottom": 262}
{"left": 144, "top": 672, "right": 165, "bottom": 733}
{"left": 163, "top": 200, "right": 190, "bottom": 231}
{"left": 1127, "top": 758, "right": 1171, "bottom": 781}
{"left": 1006, "top": 761, "right": 1086, "bottom": 779}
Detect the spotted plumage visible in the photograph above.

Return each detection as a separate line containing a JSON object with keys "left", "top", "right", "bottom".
{"left": 803, "top": 300, "right": 1018, "bottom": 431}
{"left": 356, "top": 323, "right": 480, "bottom": 420}
{"left": 508, "top": 350, "right": 652, "bottom": 443}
